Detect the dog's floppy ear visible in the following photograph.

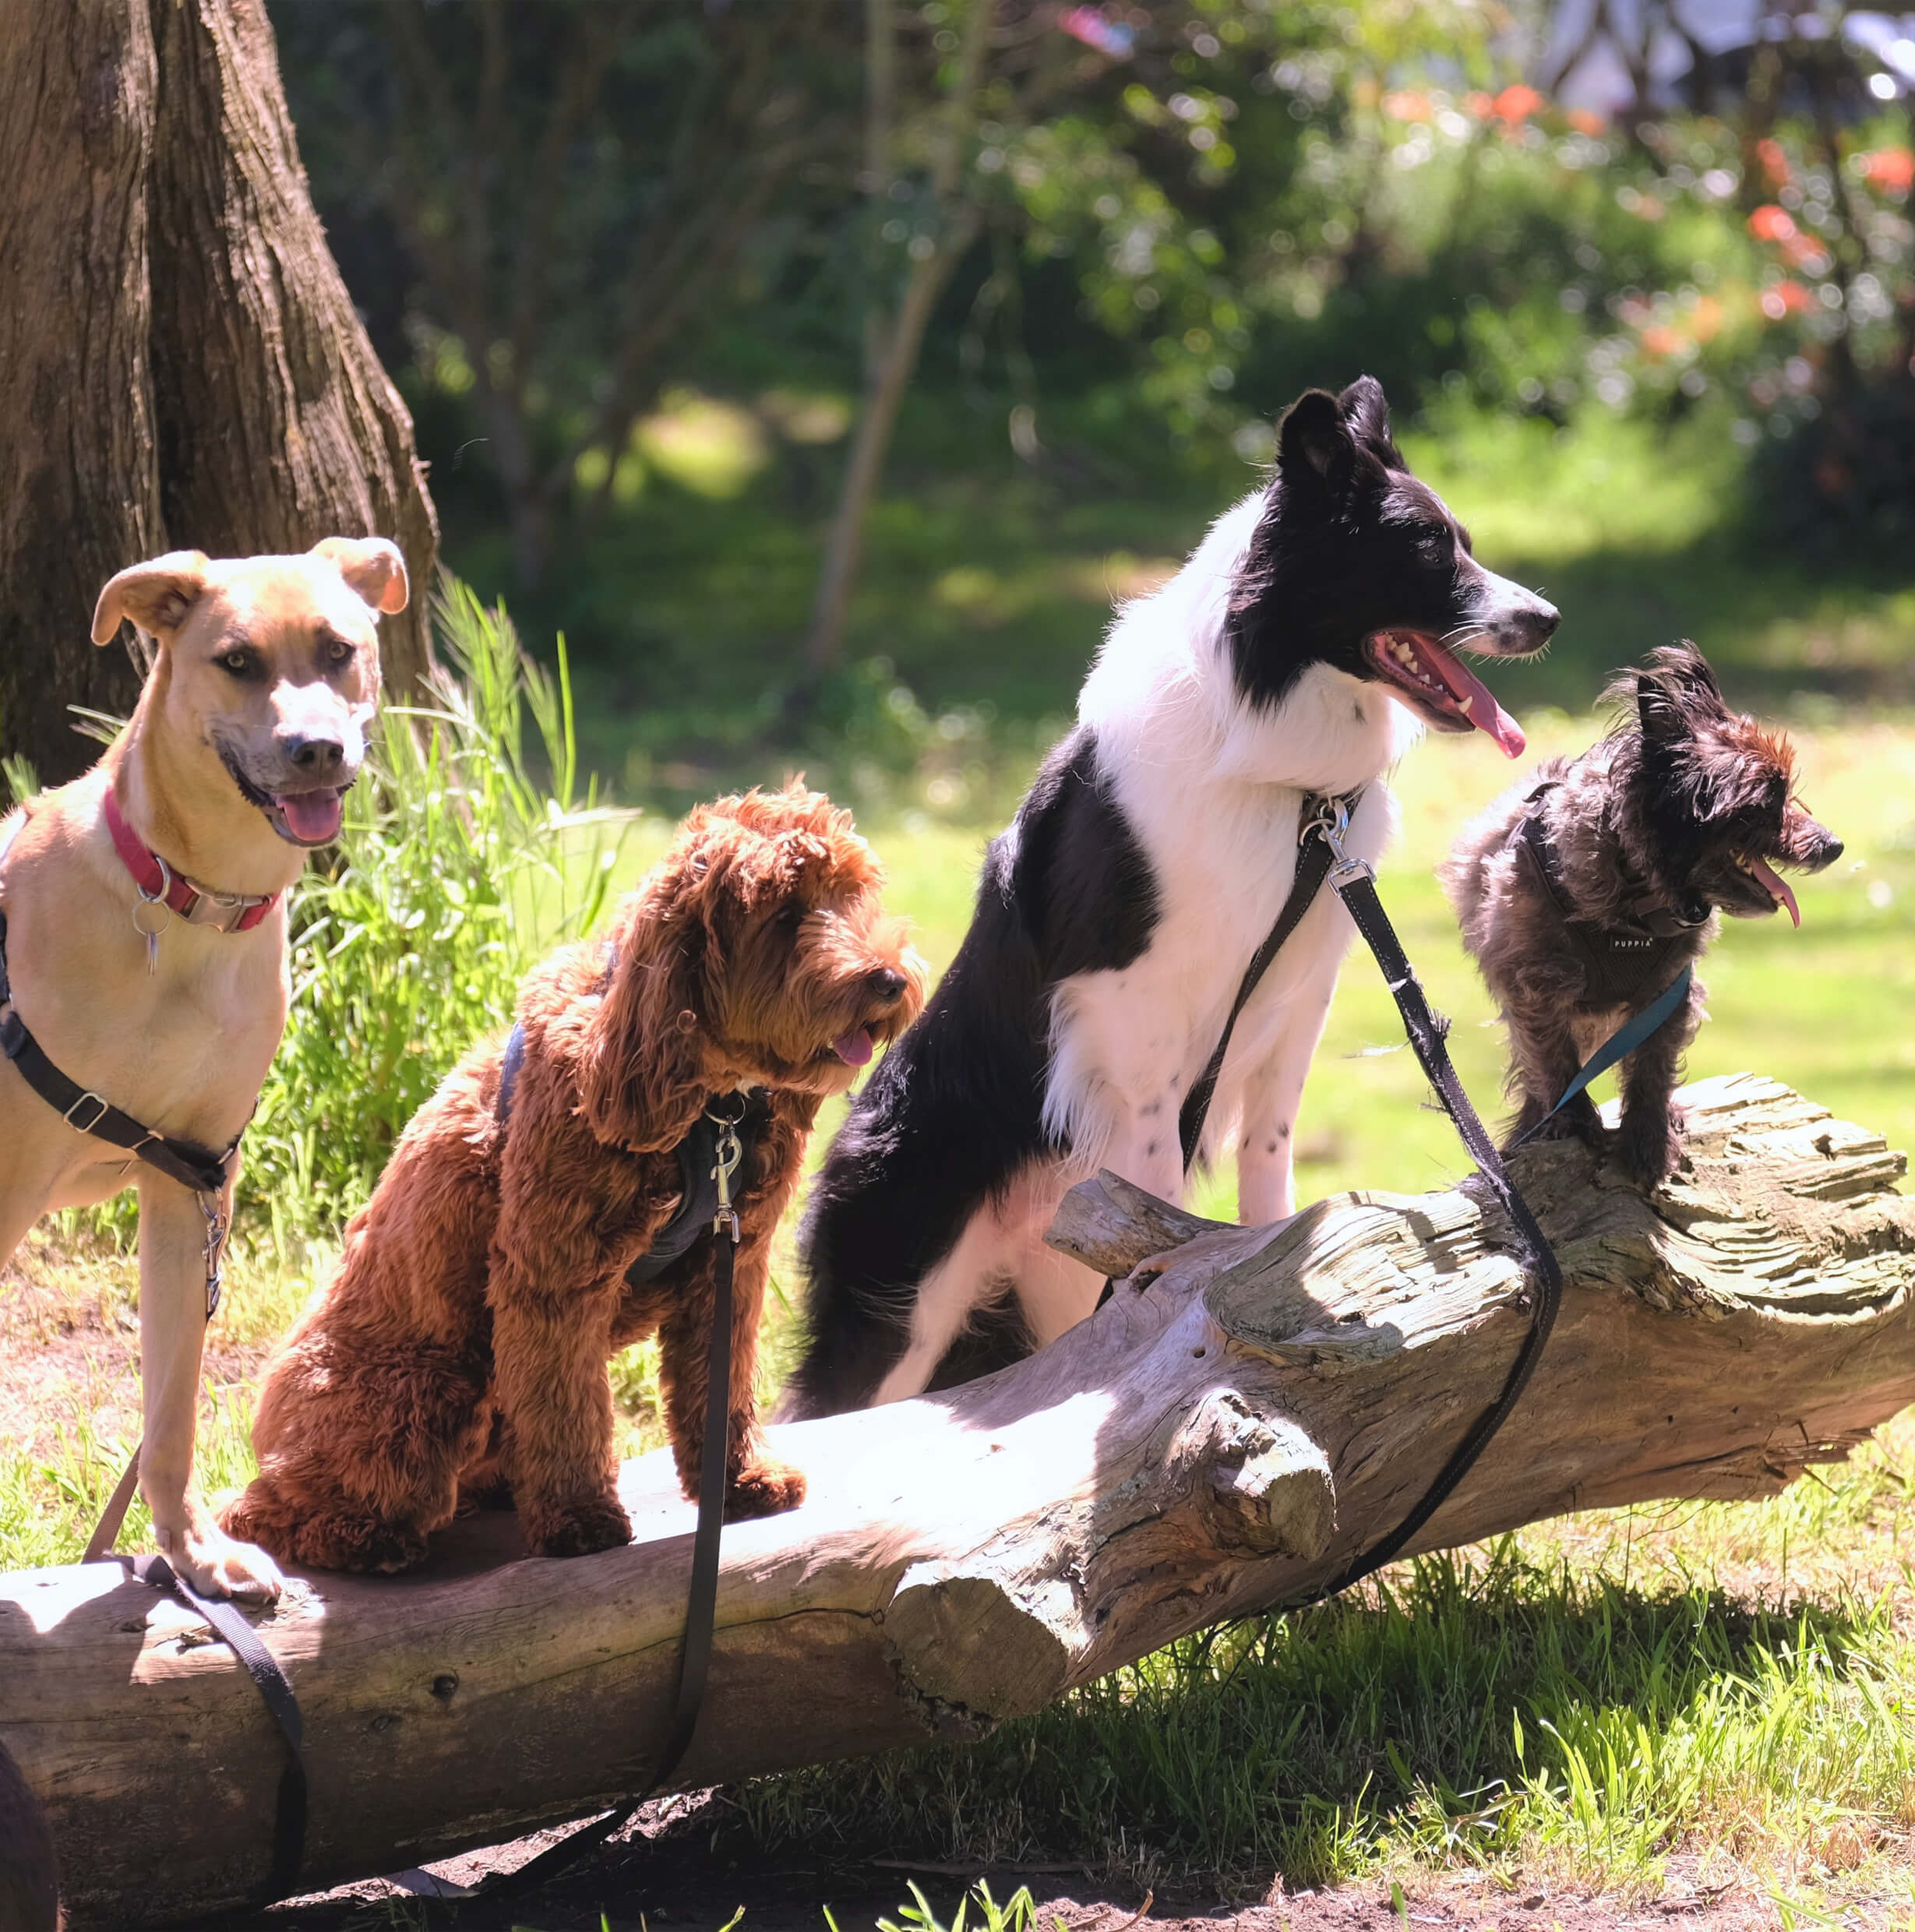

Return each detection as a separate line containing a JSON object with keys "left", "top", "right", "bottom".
{"left": 580, "top": 868, "right": 711, "bottom": 1154}
{"left": 312, "top": 536, "right": 410, "bottom": 615}
{"left": 90, "top": 551, "right": 211, "bottom": 646}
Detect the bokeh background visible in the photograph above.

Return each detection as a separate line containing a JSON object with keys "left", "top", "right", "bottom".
{"left": 270, "top": 0, "right": 1915, "bottom": 815}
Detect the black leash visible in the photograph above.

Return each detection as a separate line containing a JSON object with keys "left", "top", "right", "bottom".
{"left": 387, "top": 1095, "right": 753, "bottom": 1909}
{"left": 1102, "top": 792, "right": 1562, "bottom": 1595}
{"left": 129, "top": 1553, "right": 309, "bottom": 1899}
{"left": 1303, "top": 796, "right": 1562, "bottom": 1592}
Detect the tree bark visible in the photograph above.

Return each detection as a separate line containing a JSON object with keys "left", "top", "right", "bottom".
{"left": 4, "top": 1074, "right": 1913, "bottom": 1930}
{"left": 0, "top": 0, "right": 436, "bottom": 788}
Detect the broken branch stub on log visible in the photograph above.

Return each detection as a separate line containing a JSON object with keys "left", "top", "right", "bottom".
{"left": 3, "top": 1074, "right": 1912, "bottom": 1929}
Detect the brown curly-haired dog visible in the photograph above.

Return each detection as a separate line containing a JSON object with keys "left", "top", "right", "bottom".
{"left": 222, "top": 786, "right": 926, "bottom": 1572}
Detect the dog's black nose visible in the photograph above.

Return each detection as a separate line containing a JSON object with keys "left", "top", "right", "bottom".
{"left": 1820, "top": 836, "right": 1843, "bottom": 866}
{"left": 870, "top": 967, "right": 908, "bottom": 1003}
{"left": 280, "top": 732, "right": 345, "bottom": 774}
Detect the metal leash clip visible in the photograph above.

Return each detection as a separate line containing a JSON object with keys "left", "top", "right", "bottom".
{"left": 199, "top": 1190, "right": 230, "bottom": 1319}
{"left": 1305, "top": 794, "right": 1374, "bottom": 891}
{"left": 708, "top": 1106, "right": 743, "bottom": 1244}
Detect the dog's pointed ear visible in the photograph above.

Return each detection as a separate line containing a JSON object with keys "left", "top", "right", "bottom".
{"left": 312, "top": 536, "right": 410, "bottom": 615}
{"left": 1276, "top": 390, "right": 1356, "bottom": 507}
{"left": 91, "top": 551, "right": 211, "bottom": 646}
{"left": 580, "top": 874, "right": 711, "bottom": 1154}
{"left": 1337, "top": 375, "right": 1403, "bottom": 468}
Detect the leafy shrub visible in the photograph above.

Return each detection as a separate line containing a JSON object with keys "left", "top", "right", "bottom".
{"left": 244, "top": 579, "right": 632, "bottom": 1252}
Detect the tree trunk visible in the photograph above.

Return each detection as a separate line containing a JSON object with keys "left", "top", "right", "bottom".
{"left": 3, "top": 1076, "right": 1912, "bottom": 1929}
{"left": 0, "top": 0, "right": 437, "bottom": 788}
{"left": 802, "top": 0, "right": 996, "bottom": 675}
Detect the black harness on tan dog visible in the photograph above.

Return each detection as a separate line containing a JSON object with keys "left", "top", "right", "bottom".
{"left": 1513, "top": 781, "right": 1709, "bottom": 1007}
{"left": 0, "top": 817, "right": 309, "bottom": 1904}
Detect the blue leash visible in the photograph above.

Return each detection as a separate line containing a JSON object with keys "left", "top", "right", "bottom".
{"left": 1513, "top": 965, "right": 1693, "bottom": 1147}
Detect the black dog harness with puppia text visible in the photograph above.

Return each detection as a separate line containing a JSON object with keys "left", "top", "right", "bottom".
{"left": 1512, "top": 782, "right": 1709, "bottom": 1008}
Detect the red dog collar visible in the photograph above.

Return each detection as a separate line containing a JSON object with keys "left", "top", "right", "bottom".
{"left": 103, "top": 787, "right": 280, "bottom": 933}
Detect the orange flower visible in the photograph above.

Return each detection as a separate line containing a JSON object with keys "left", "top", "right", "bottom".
{"left": 1492, "top": 83, "right": 1544, "bottom": 123}
{"left": 1383, "top": 90, "right": 1433, "bottom": 122}
{"left": 1756, "top": 137, "right": 1791, "bottom": 188}
{"left": 1860, "top": 148, "right": 1915, "bottom": 196}
{"left": 1464, "top": 90, "right": 1494, "bottom": 118}
{"left": 1747, "top": 203, "right": 1797, "bottom": 243}
{"left": 1568, "top": 108, "right": 1609, "bottom": 136}
{"left": 1760, "top": 280, "right": 1814, "bottom": 319}
{"left": 1641, "top": 323, "right": 1683, "bottom": 359}
{"left": 1690, "top": 294, "right": 1724, "bottom": 342}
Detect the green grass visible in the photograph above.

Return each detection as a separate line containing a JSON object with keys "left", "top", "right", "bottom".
{"left": 2, "top": 643, "right": 1912, "bottom": 1913}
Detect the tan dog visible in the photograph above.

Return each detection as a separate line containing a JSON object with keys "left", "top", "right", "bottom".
{"left": 0, "top": 538, "right": 406, "bottom": 1599}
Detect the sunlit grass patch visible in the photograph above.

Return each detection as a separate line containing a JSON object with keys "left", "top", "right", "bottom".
{"left": 737, "top": 1542, "right": 1915, "bottom": 1907}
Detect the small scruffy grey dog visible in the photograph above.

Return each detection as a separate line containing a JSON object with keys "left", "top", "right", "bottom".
{"left": 1442, "top": 643, "right": 1843, "bottom": 1185}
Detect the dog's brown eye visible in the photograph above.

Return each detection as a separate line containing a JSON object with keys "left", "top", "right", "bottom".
{"left": 218, "top": 649, "right": 257, "bottom": 678}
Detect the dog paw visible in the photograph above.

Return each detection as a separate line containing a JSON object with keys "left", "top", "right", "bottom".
{"left": 527, "top": 1496, "right": 632, "bottom": 1560}
{"left": 162, "top": 1519, "right": 285, "bottom": 1602}
{"left": 725, "top": 1458, "right": 807, "bottom": 1521}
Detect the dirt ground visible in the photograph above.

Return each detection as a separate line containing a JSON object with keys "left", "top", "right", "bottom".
{"left": 226, "top": 1794, "right": 1867, "bottom": 1932}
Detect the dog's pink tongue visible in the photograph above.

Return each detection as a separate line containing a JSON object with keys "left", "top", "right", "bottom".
{"left": 1424, "top": 643, "right": 1526, "bottom": 759}
{"left": 275, "top": 790, "right": 343, "bottom": 843}
{"left": 833, "top": 1027, "right": 875, "bottom": 1067}
{"left": 1747, "top": 856, "right": 1801, "bottom": 927}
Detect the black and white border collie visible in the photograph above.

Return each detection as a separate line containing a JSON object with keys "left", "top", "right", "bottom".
{"left": 782, "top": 376, "right": 1557, "bottom": 1418}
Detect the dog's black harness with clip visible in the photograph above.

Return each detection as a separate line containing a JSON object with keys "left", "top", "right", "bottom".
{"left": 1107, "top": 790, "right": 1564, "bottom": 1600}
{"left": 1508, "top": 781, "right": 1708, "bottom": 1145}
{"left": 1512, "top": 781, "right": 1708, "bottom": 1008}
{"left": 408, "top": 1018, "right": 767, "bottom": 1904}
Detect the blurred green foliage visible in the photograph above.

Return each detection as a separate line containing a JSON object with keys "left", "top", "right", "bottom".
{"left": 266, "top": 0, "right": 1915, "bottom": 805}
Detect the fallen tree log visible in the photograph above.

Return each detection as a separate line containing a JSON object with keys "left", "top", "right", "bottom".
{"left": 3, "top": 1073, "right": 1913, "bottom": 1929}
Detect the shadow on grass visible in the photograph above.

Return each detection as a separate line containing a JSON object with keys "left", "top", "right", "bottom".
{"left": 727, "top": 1541, "right": 1893, "bottom": 1895}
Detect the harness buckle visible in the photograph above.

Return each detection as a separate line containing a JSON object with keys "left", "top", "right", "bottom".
{"left": 62, "top": 1091, "right": 111, "bottom": 1134}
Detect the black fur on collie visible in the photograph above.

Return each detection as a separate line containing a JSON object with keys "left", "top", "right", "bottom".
{"left": 784, "top": 376, "right": 1559, "bottom": 1419}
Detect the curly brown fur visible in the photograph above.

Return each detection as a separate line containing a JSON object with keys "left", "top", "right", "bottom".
{"left": 1441, "top": 643, "right": 1842, "bottom": 1186}
{"left": 223, "top": 786, "right": 926, "bottom": 1571}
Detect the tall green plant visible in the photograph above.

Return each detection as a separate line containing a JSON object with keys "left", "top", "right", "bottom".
{"left": 244, "top": 579, "right": 632, "bottom": 1248}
